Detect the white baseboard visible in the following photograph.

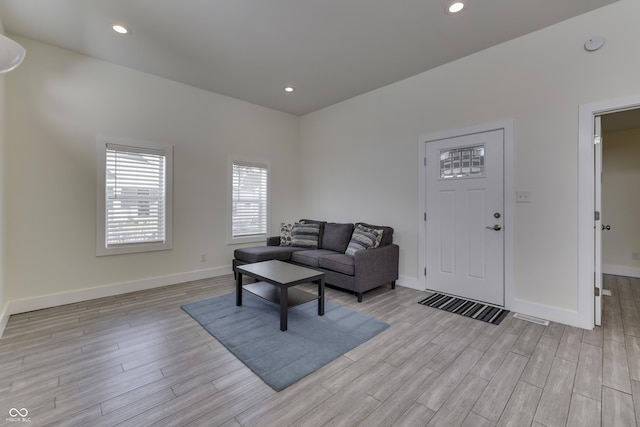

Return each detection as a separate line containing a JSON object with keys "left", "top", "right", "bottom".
{"left": 602, "top": 264, "right": 640, "bottom": 279}
{"left": 6, "top": 265, "right": 232, "bottom": 318}
{"left": 508, "top": 297, "right": 586, "bottom": 329}
{"left": 0, "top": 302, "right": 9, "bottom": 339}
{"left": 396, "top": 275, "right": 423, "bottom": 291}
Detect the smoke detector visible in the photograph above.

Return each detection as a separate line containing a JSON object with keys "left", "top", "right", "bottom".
{"left": 584, "top": 36, "right": 605, "bottom": 52}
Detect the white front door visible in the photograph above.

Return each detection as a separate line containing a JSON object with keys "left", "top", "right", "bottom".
{"left": 425, "top": 129, "right": 505, "bottom": 306}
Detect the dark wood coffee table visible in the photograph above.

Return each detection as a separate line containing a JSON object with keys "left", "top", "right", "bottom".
{"left": 235, "top": 260, "right": 325, "bottom": 331}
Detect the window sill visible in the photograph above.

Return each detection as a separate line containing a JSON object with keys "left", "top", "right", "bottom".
{"left": 227, "top": 235, "right": 267, "bottom": 246}
{"left": 96, "top": 242, "right": 172, "bottom": 256}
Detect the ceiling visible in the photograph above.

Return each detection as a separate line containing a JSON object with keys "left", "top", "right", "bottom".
{"left": 0, "top": 0, "right": 618, "bottom": 116}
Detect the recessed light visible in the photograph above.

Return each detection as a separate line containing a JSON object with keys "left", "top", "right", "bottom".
{"left": 284, "top": 86, "right": 295, "bottom": 93}
{"left": 112, "top": 24, "right": 129, "bottom": 35}
{"left": 446, "top": 1, "right": 465, "bottom": 14}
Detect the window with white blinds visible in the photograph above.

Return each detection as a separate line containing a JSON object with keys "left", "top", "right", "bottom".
{"left": 97, "top": 138, "right": 173, "bottom": 255}
{"left": 230, "top": 159, "right": 269, "bottom": 242}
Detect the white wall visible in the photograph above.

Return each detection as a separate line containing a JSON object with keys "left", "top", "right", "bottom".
{"left": 4, "top": 37, "right": 300, "bottom": 311}
{"left": 299, "top": 0, "right": 640, "bottom": 326}
{"left": 602, "top": 128, "right": 640, "bottom": 277}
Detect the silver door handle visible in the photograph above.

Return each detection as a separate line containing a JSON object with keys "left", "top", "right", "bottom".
{"left": 486, "top": 225, "right": 502, "bottom": 231}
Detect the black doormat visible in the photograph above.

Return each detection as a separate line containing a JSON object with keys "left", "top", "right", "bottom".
{"left": 418, "top": 292, "right": 510, "bottom": 325}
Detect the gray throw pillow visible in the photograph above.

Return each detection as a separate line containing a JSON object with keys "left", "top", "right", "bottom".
{"left": 279, "top": 223, "right": 293, "bottom": 246}
{"left": 356, "top": 224, "right": 384, "bottom": 248}
{"left": 345, "top": 226, "right": 381, "bottom": 257}
{"left": 291, "top": 222, "right": 320, "bottom": 249}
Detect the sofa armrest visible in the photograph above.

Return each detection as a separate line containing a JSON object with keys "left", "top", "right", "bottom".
{"left": 353, "top": 244, "right": 399, "bottom": 291}
{"left": 267, "top": 236, "right": 281, "bottom": 246}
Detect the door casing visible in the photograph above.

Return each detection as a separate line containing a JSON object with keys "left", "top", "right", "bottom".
{"left": 418, "top": 119, "right": 515, "bottom": 309}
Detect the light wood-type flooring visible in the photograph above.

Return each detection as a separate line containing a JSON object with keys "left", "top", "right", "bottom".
{"left": 1, "top": 274, "right": 639, "bottom": 426}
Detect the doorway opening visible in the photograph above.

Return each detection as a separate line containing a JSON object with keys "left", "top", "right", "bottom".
{"left": 600, "top": 110, "right": 640, "bottom": 278}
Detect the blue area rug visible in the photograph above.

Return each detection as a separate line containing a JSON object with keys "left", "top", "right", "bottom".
{"left": 181, "top": 291, "right": 389, "bottom": 391}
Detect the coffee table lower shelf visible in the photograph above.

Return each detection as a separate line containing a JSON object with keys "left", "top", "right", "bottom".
{"left": 243, "top": 282, "right": 318, "bottom": 307}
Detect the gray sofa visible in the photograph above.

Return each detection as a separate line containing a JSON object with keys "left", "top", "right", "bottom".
{"left": 232, "top": 220, "right": 399, "bottom": 302}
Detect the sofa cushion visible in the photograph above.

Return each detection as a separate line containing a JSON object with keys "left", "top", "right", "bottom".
{"left": 279, "top": 223, "right": 293, "bottom": 246}
{"left": 345, "top": 226, "right": 381, "bottom": 257}
{"left": 318, "top": 254, "right": 355, "bottom": 276}
{"left": 356, "top": 222, "right": 394, "bottom": 246}
{"left": 291, "top": 249, "right": 338, "bottom": 268}
{"left": 234, "top": 246, "right": 304, "bottom": 263}
{"left": 321, "top": 222, "right": 354, "bottom": 253}
{"left": 291, "top": 222, "right": 321, "bottom": 249}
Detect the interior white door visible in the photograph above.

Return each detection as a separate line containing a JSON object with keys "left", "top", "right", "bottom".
{"left": 594, "top": 115, "right": 603, "bottom": 326}
{"left": 426, "top": 129, "right": 504, "bottom": 306}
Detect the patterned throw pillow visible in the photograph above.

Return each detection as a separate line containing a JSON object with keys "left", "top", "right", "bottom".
{"left": 357, "top": 224, "right": 384, "bottom": 248}
{"left": 345, "top": 226, "right": 381, "bottom": 257}
{"left": 279, "top": 223, "right": 293, "bottom": 246}
{"left": 291, "top": 223, "right": 320, "bottom": 249}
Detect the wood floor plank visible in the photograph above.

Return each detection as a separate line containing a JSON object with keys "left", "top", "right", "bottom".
{"left": 603, "top": 290, "right": 625, "bottom": 343}
{"left": 368, "top": 343, "right": 441, "bottom": 402}
{"left": 573, "top": 342, "right": 603, "bottom": 401}
{"left": 426, "top": 324, "right": 485, "bottom": 373}
{"left": 470, "top": 333, "right": 518, "bottom": 380}
{"left": 95, "top": 388, "right": 177, "bottom": 427}
{"left": 496, "top": 380, "right": 542, "bottom": 427}
{"left": 160, "top": 379, "right": 274, "bottom": 427}
{"left": 320, "top": 348, "right": 397, "bottom": 394}
{"left": 617, "top": 277, "right": 640, "bottom": 338}
{"left": 519, "top": 336, "right": 560, "bottom": 388}
{"left": 363, "top": 365, "right": 440, "bottom": 427}
{"left": 391, "top": 402, "right": 435, "bottom": 427}
{"left": 463, "top": 412, "right": 496, "bottom": 427}
{"left": 114, "top": 382, "right": 220, "bottom": 427}
{"left": 289, "top": 365, "right": 391, "bottom": 427}
{"left": 624, "top": 334, "right": 640, "bottom": 381}
{"left": 383, "top": 325, "right": 445, "bottom": 367}
{"left": 603, "top": 339, "right": 632, "bottom": 393}
{"left": 566, "top": 393, "right": 601, "bottom": 427}
{"left": 533, "top": 357, "right": 577, "bottom": 427}
{"left": 541, "top": 322, "right": 566, "bottom": 341}
{"left": 287, "top": 393, "right": 380, "bottom": 427}
{"left": 425, "top": 374, "right": 488, "bottom": 427}
{"left": 602, "top": 386, "right": 635, "bottom": 427}
{"left": 416, "top": 347, "right": 484, "bottom": 412}
{"left": 235, "top": 383, "right": 332, "bottom": 427}
{"left": 472, "top": 352, "right": 529, "bottom": 422}
{"left": 632, "top": 380, "right": 640, "bottom": 425}
{"left": 556, "top": 326, "right": 584, "bottom": 363}
{"left": 511, "top": 322, "right": 545, "bottom": 357}
{"left": 582, "top": 325, "right": 604, "bottom": 348}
